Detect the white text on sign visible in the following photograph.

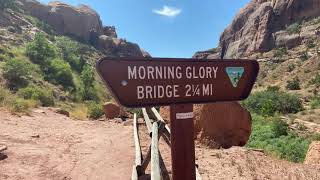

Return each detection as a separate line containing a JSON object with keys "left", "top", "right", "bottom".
{"left": 127, "top": 66, "right": 218, "bottom": 100}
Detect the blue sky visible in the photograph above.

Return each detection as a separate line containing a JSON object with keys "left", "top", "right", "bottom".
{"left": 39, "top": 0, "right": 250, "bottom": 58}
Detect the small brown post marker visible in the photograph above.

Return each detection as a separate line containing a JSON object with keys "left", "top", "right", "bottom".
{"left": 170, "top": 104, "right": 195, "bottom": 180}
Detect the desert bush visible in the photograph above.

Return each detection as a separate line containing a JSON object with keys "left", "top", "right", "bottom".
{"left": 274, "top": 47, "right": 288, "bottom": 58}
{"left": 26, "top": 33, "right": 57, "bottom": 67}
{"left": 17, "top": 86, "right": 54, "bottom": 107}
{"left": 0, "top": 86, "right": 14, "bottom": 107}
{"left": 271, "top": 117, "right": 289, "bottom": 137}
{"left": 286, "top": 22, "right": 301, "bottom": 34}
{"left": 310, "top": 96, "right": 320, "bottom": 109}
{"left": 87, "top": 102, "right": 104, "bottom": 119}
{"left": 300, "top": 51, "right": 309, "bottom": 61}
{"left": 46, "top": 59, "right": 74, "bottom": 89}
{"left": 310, "top": 74, "right": 320, "bottom": 86}
{"left": 2, "top": 58, "right": 33, "bottom": 89}
{"left": 306, "top": 40, "right": 316, "bottom": 49}
{"left": 286, "top": 77, "right": 301, "bottom": 90}
{"left": 80, "top": 65, "right": 98, "bottom": 101}
{"left": 287, "top": 64, "right": 295, "bottom": 72}
{"left": 247, "top": 115, "right": 310, "bottom": 163}
{"left": 55, "top": 36, "right": 86, "bottom": 72}
{"left": 243, "top": 86, "right": 303, "bottom": 116}
{"left": 10, "top": 98, "right": 37, "bottom": 114}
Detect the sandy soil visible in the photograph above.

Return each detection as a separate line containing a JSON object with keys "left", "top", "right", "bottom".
{"left": 1, "top": 107, "right": 320, "bottom": 180}
{"left": 0, "top": 107, "right": 134, "bottom": 180}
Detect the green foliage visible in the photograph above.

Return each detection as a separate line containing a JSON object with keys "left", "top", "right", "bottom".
{"left": 286, "top": 77, "right": 301, "bottom": 90}
{"left": 310, "top": 96, "right": 320, "bottom": 109}
{"left": 35, "top": 19, "right": 54, "bottom": 35}
{"left": 0, "top": 86, "right": 14, "bottom": 107}
{"left": 274, "top": 47, "right": 288, "bottom": 58}
{"left": 306, "top": 40, "right": 316, "bottom": 49}
{"left": 17, "top": 86, "right": 54, "bottom": 107}
{"left": 3, "top": 58, "right": 33, "bottom": 90}
{"left": 243, "top": 86, "right": 303, "bottom": 116}
{"left": 310, "top": 74, "right": 320, "bottom": 86}
{"left": 247, "top": 115, "right": 310, "bottom": 163}
{"left": 0, "top": 0, "right": 19, "bottom": 11}
{"left": 80, "top": 65, "right": 98, "bottom": 101}
{"left": 287, "top": 64, "right": 295, "bottom": 72}
{"left": 55, "top": 36, "right": 86, "bottom": 72}
{"left": 10, "top": 98, "right": 37, "bottom": 114}
{"left": 286, "top": 22, "right": 301, "bottom": 34}
{"left": 26, "top": 33, "right": 57, "bottom": 67}
{"left": 271, "top": 117, "right": 288, "bottom": 137}
{"left": 46, "top": 59, "right": 74, "bottom": 89}
{"left": 87, "top": 103, "right": 104, "bottom": 119}
{"left": 300, "top": 51, "right": 309, "bottom": 61}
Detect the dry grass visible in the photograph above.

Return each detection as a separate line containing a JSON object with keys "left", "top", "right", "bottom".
{"left": 69, "top": 104, "right": 88, "bottom": 120}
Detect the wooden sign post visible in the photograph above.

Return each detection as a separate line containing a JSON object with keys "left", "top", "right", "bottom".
{"left": 97, "top": 57, "right": 259, "bottom": 180}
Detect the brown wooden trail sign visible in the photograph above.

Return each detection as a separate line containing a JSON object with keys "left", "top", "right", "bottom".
{"left": 96, "top": 57, "right": 259, "bottom": 180}
{"left": 96, "top": 57, "right": 259, "bottom": 108}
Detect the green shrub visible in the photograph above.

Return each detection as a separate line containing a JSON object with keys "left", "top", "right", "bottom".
{"left": 87, "top": 103, "right": 104, "bottom": 119}
{"left": 306, "top": 40, "right": 316, "bottom": 49}
{"left": 243, "top": 86, "right": 303, "bottom": 116}
{"left": 2, "top": 58, "right": 33, "bottom": 89}
{"left": 0, "top": 87, "right": 14, "bottom": 107}
{"left": 286, "top": 77, "right": 301, "bottom": 90}
{"left": 46, "top": 59, "right": 74, "bottom": 89}
{"left": 10, "top": 98, "right": 37, "bottom": 114}
{"left": 310, "top": 74, "right": 320, "bottom": 86}
{"left": 274, "top": 47, "right": 288, "bottom": 58}
{"left": 247, "top": 115, "right": 310, "bottom": 163}
{"left": 286, "top": 22, "right": 301, "bottom": 34}
{"left": 310, "top": 96, "right": 320, "bottom": 109}
{"left": 80, "top": 65, "right": 98, "bottom": 101}
{"left": 55, "top": 36, "right": 86, "bottom": 72}
{"left": 287, "top": 64, "right": 295, "bottom": 72}
{"left": 17, "top": 86, "right": 54, "bottom": 107}
{"left": 300, "top": 51, "right": 309, "bottom": 61}
{"left": 26, "top": 33, "right": 57, "bottom": 67}
{"left": 271, "top": 117, "right": 288, "bottom": 137}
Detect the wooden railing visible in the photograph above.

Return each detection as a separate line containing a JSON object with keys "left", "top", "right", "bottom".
{"left": 132, "top": 107, "right": 201, "bottom": 180}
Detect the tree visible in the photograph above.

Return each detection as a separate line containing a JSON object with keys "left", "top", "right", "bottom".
{"left": 3, "top": 58, "right": 32, "bottom": 90}
{"left": 26, "top": 33, "right": 57, "bottom": 67}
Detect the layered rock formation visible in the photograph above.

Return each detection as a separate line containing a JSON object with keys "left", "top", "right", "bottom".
{"left": 194, "top": 0, "right": 320, "bottom": 59}
{"left": 21, "top": 0, "right": 146, "bottom": 57}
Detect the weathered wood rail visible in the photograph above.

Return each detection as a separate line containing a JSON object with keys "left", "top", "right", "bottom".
{"left": 132, "top": 108, "right": 201, "bottom": 180}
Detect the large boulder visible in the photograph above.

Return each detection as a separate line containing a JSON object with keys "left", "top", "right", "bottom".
{"left": 22, "top": 0, "right": 103, "bottom": 42}
{"left": 103, "top": 102, "right": 120, "bottom": 119}
{"left": 194, "top": 0, "right": 320, "bottom": 58}
{"left": 160, "top": 102, "right": 252, "bottom": 148}
{"left": 304, "top": 141, "right": 320, "bottom": 165}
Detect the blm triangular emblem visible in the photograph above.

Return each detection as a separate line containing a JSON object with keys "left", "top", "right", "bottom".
{"left": 226, "top": 67, "right": 244, "bottom": 87}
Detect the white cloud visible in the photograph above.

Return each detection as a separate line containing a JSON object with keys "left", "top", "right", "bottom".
{"left": 153, "top": 6, "right": 182, "bottom": 17}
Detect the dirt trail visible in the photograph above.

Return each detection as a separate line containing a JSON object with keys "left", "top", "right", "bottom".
{"left": 1, "top": 108, "right": 320, "bottom": 180}
{"left": 0, "top": 108, "right": 134, "bottom": 180}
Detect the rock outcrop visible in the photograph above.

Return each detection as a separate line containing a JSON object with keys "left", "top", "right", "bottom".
{"left": 21, "top": 0, "right": 148, "bottom": 57}
{"left": 194, "top": 0, "right": 320, "bottom": 59}
{"left": 103, "top": 102, "right": 121, "bottom": 119}
{"left": 304, "top": 141, "right": 320, "bottom": 165}
{"left": 160, "top": 102, "right": 252, "bottom": 148}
